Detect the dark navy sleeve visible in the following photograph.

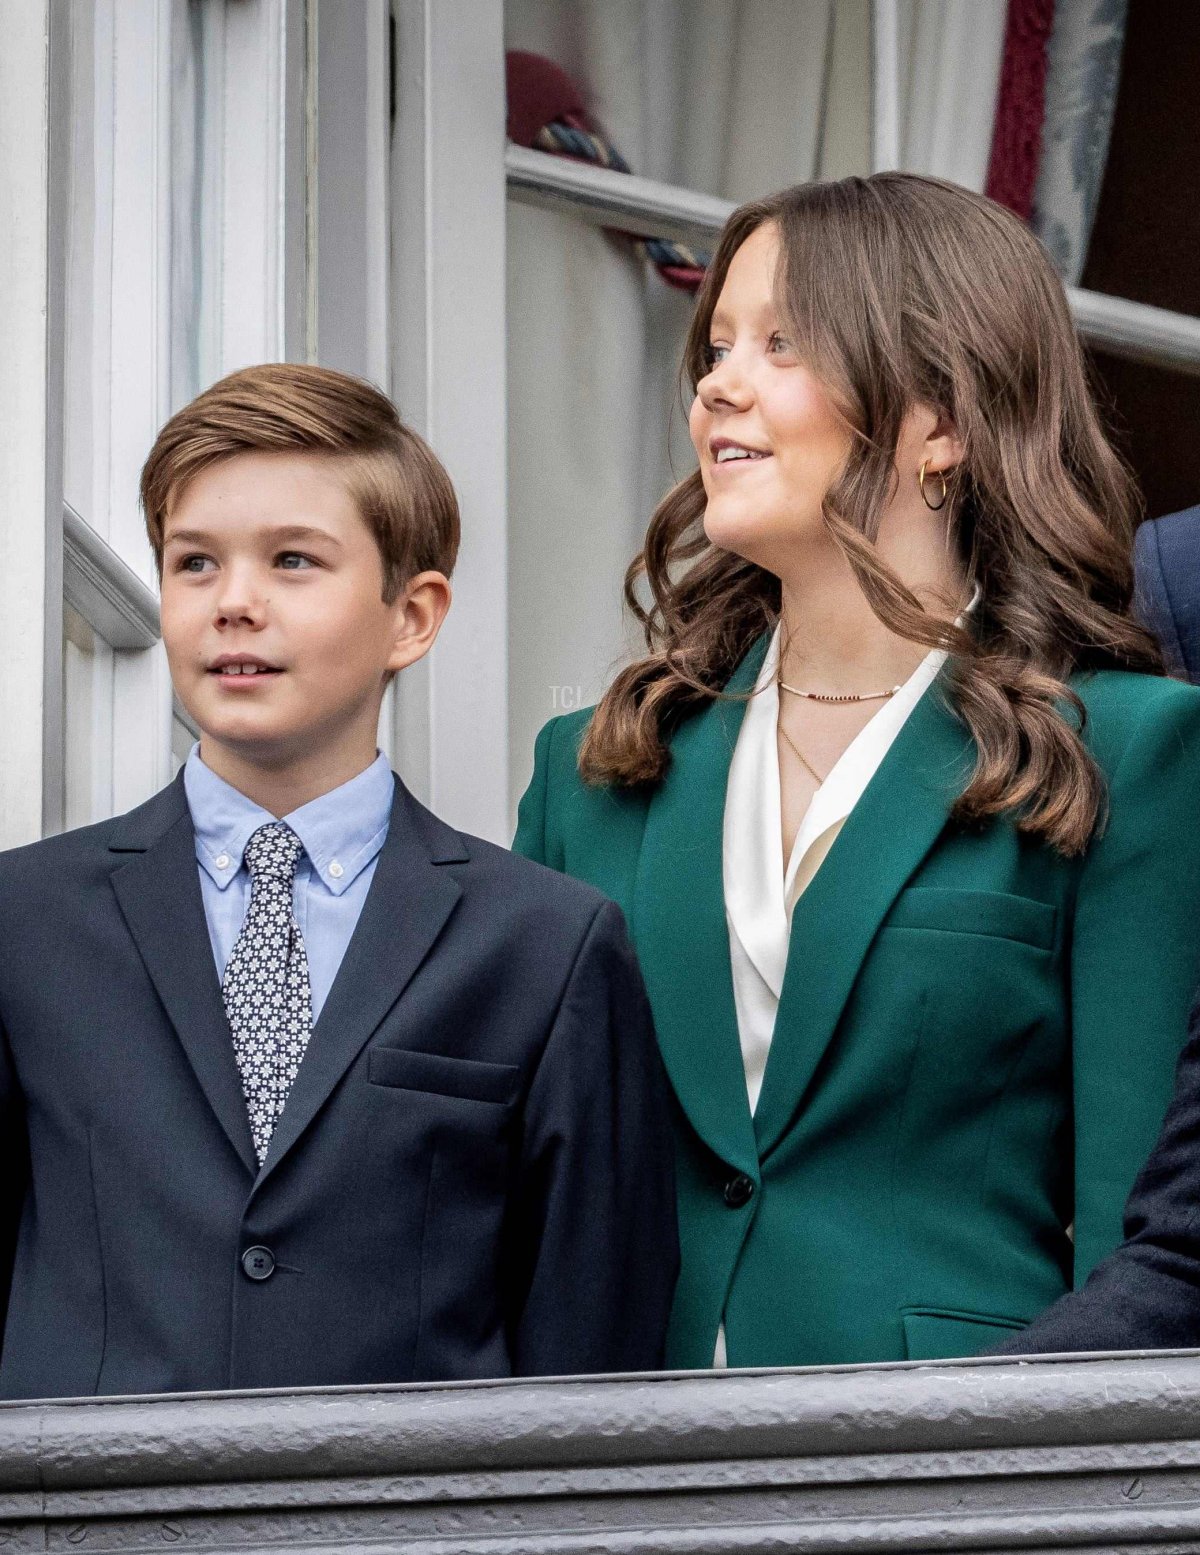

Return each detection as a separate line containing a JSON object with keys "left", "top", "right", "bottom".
{"left": 506, "top": 899, "right": 679, "bottom": 1374}
{"left": 996, "top": 994, "right": 1200, "bottom": 1353}
{"left": 0, "top": 1017, "right": 27, "bottom": 1358}
{"left": 1135, "top": 509, "right": 1200, "bottom": 683}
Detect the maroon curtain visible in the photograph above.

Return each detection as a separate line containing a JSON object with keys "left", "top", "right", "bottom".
{"left": 985, "top": 0, "right": 1056, "bottom": 220}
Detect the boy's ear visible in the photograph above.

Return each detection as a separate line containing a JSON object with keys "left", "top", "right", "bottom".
{"left": 387, "top": 571, "right": 453, "bottom": 674}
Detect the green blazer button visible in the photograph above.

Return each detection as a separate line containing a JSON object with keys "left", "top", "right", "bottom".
{"left": 723, "top": 1174, "right": 755, "bottom": 1208}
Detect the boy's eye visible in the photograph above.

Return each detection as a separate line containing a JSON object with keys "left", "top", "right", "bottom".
{"left": 178, "top": 554, "right": 215, "bottom": 574}
{"left": 277, "top": 552, "right": 316, "bottom": 570}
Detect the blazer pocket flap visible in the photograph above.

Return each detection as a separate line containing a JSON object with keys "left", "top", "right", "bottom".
{"left": 901, "top": 1305, "right": 1028, "bottom": 1361}
{"left": 368, "top": 1046, "right": 519, "bottom": 1104}
{"left": 886, "top": 889, "right": 1056, "bottom": 949}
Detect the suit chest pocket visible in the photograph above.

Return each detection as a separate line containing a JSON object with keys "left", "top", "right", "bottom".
{"left": 850, "top": 887, "right": 1064, "bottom": 1116}
{"left": 364, "top": 1047, "right": 520, "bottom": 1200}
{"left": 883, "top": 888, "right": 1057, "bottom": 950}
{"left": 367, "top": 1046, "right": 520, "bottom": 1106}
{"left": 852, "top": 886, "right": 1067, "bottom": 1185}
{"left": 353, "top": 1047, "right": 519, "bottom": 1336}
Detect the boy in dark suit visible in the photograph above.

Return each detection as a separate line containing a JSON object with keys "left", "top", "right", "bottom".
{"left": 0, "top": 363, "right": 677, "bottom": 1399}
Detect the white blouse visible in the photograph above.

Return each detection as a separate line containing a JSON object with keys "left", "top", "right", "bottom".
{"left": 722, "top": 625, "right": 952, "bottom": 1116}
{"left": 712, "top": 623, "right": 955, "bottom": 1369}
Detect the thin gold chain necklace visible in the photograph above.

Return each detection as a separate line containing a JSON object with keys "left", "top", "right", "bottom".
{"left": 777, "top": 720, "right": 826, "bottom": 785}
{"left": 776, "top": 658, "right": 902, "bottom": 784}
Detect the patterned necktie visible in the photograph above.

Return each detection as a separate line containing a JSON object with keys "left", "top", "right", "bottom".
{"left": 222, "top": 822, "right": 314, "bottom": 1165}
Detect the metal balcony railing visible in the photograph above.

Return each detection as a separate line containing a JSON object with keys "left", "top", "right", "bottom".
{"left": 506, "top": 146, "right": 1200, "bottom": 380}
{"left": 5, "top": 1351, "right": 1200, "bottom": 1551}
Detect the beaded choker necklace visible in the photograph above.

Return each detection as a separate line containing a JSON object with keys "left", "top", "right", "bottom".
{"left": 776, "top": 677, "right": 900, "bottom": 704}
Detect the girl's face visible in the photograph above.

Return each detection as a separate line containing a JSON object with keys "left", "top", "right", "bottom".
{"left": 689, "top": 222, "right": 853, "bottom": 574}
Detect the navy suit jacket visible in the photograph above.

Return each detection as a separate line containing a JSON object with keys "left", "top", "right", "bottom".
{"left": 997, "top": 995, "right": 1200, "bottom": 1353}
{"left": 0, "top": 772, "right": 678, "bottom": 1399}
{"left": 1135, "top": 505, "right": 1200, "bottom": 683}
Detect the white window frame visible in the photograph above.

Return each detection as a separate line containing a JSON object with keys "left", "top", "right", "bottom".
{"left": 389, "top": 0, "right": 509, "bottom": 841}
{"left": 0, "top": 0, "right": 61, "bottom": 845}
{"left": 54, "top": 0, "right": 180, "bottom": 830}
{"left": 18, "top": 0, "right": 316, "bottom": 845}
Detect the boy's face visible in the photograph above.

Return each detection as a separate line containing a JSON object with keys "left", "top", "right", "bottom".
{"left": 161, "top": 450, "right": 426, "bottom": 773}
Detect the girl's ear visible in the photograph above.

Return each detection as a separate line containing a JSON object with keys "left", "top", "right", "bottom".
{"left": 923, "top": 409, "right": 964, "bottom": 476}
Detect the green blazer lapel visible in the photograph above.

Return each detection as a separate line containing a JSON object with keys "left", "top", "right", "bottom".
{"left": 752, "top": 678, "right": 974, "bottom": 1162}
{"left": 633, "top": 635, "right": 770, "bottom": 1179}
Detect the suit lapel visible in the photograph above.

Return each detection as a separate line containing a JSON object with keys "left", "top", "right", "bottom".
{"left": 109, "top": 775, "right": 258, "bottom": 1176}
{"left": 632, "top": 636, "right": 770, "bottom": 1179}
{"left": 254, "top": 778, "right": 465, "bottom": 1187}
{"left": 752, "top": 679, "right": 973, "bottom": 1161}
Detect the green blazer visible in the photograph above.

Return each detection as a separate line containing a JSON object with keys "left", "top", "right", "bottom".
{"left": 514, "top": 637, "right": 1200, "bottom": 1367}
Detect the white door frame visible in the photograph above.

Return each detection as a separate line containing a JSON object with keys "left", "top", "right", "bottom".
{"left": 0, "top": 0, "right": 61, "bottom": 846}
{"left": 390, "top": 0, "right": 510, "bottom": 841}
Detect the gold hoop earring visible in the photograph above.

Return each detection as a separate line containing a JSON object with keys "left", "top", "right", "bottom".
{"left": 918, "top": 459, "right": 949, "bottom": 511}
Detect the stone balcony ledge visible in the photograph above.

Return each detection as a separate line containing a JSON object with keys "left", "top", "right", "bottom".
{"left": 4, "top": 1351, "right": 1200, "bottom": 1551}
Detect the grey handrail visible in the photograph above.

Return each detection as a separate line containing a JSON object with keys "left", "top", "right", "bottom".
{"left": 506, "top": 145, "right": 1200, "bottom": 379}
{"left": 5, "top": 1352, "right": 1200, "bottom": 1550}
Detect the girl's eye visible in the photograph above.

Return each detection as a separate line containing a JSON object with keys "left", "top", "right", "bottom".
{"left": 768, "top": 332, "right": 794, "bottom": 355}
{"left": 178, "top": 554, "right": 215, "bottom": 574}
{"left": 703, "top": 342, "right": 729, "bottom": 368}
{"left": 277, "top": 552, "right": 316, "bottom": 570}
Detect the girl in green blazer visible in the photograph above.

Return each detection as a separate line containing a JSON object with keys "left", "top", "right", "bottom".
{"left": 514, "top": 174, "right": 1200, "bottom": 1368}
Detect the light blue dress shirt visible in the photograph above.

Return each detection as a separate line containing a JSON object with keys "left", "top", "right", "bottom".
{"left": 183, "top": 747, "right": 394, "bottom": 1022}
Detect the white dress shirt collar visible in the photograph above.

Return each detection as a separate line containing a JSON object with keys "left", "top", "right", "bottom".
{"left": 183, "top": 746, "right": 394, "bottom": 897}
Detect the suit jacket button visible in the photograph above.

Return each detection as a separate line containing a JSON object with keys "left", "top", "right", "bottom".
{"left": 723, "top": 1174, "right": 755, "bottom": 1208}
{"left": 241, "top": 1245, "right": 276, "bottom": 1281}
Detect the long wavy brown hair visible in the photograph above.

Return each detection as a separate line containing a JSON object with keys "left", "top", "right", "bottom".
{"left": 579, "top": 172, "right": 1164, "bottom": 855}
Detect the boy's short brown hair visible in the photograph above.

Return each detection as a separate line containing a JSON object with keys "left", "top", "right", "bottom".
{"left": 140, "top": 363, "right": 459, "bottom": 601}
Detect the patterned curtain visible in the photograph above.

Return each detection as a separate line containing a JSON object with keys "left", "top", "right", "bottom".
{"left": 1031, "top": 0, "right": 1128, "bottom": 284}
